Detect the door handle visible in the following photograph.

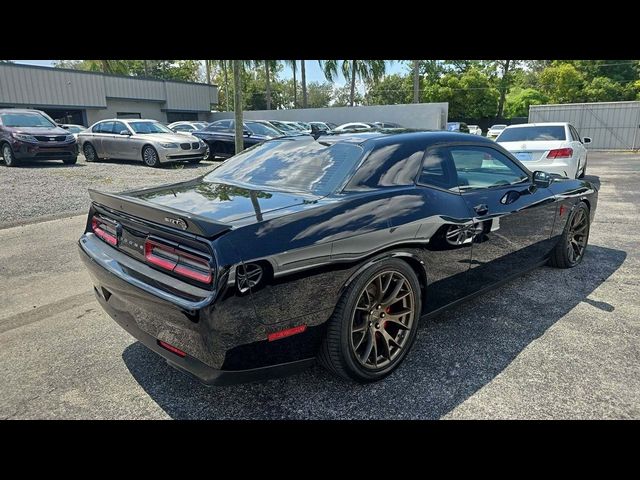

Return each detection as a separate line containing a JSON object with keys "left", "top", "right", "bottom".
{"left": 473, "top": 204, "right": 489, "bottom": 216}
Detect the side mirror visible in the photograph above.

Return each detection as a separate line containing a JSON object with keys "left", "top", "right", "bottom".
{"left": 120, "top": 130, "right": 131, "bottom": 136}
{"left": 583, "top": 137, "right": 592, "bottom": 144}
{"left": 532, "top": 170, "right": 552, "bottom": 188}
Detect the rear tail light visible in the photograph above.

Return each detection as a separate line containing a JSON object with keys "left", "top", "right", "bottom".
{"left": 91, "top": 216, "right": 118, "bottom": 246}
{"left": 547, "top": 148, "right": 573, "bottom": 159}
{"left": 144, "top": 238, "right": 213, "bottom": 284}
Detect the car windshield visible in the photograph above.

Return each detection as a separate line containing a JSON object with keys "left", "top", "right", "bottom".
{"left": 1, "top": 112, "right": 56, "bottom": 128}
{"left": 497, "top": 125, "right": 566, "bottom": 142}
{"left": 273, "top": 122, "right": 295, "bottom": 131}
{"left": 128, "top": 121, "right": 173, "bottom": 134}
{"left": 204, "top": 138, "right": 365, "bottom": 196}
{"left": 247, "top": 122, "right": 281, "bottom": 137}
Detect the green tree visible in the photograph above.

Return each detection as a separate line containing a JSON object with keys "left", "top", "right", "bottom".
{"left": 332, "top": 85, "right": 364, "bottom": 107}
{"left": 583, "top": 76, "right": 628, "bottom": 102}
{"left": 305, "top": 82, "right": 333, "bottom": 108}
{"left": 424, "top": 68, "right": 499, "bottom": 119}
{"left": 364, "top": 74, "right": 413, "bottom": 105}
{"left": 301, "top": 60, "right": 308, "bottom": 108}
{"left": 505, "top": 88, "right": 549, "bottom": 117}
{"left": 321, "top": 60, "right": 386, "bottom": 106}
{"left": 538, "top": 63, "right": 585, "bottom": 103}
{"left": 285, "top": 60, "right": 298, "bottom": 107}
{"left": 233, "top": 60, "right": 244, "bottom": 155}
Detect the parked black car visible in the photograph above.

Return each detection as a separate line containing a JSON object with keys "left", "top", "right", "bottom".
{"left": 0, "top": 109, "right": 78, "bottom": 166}
{"left": 192, "top": 120, "right": 281, "bottom": 159}
{"left": 79, "top": 131, "right": 598, "bottom": 384}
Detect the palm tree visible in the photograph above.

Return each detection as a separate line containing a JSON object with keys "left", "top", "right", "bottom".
{"left": 233, "top": 60, "right": 244, "bottom": 155}
{"left": 413, "top": 60, "right": 420, "bottom": 103}
{"left": 301, "top": 60, "right": 308, "bottom": 108}
{"left": 254, "top": 60, "right": 278, "bottom": 110}
{"left": 285, "top": 60, "right": 297, "bottom": 107}
{"left": 321, "top": 60, "right": 386, "bottom": 106}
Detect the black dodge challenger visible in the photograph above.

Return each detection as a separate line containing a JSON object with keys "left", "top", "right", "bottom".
{"left": 79, "top": 130, "right": 598, "bottom": 384}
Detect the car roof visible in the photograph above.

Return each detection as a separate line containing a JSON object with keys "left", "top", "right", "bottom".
{"left": 96, "top": 118, "right": 156, "bottom": 123}
{"left": 503, "top": 122, "right": 568, "bottom": 128}
{"left": 310, "top": 129, "right": 498, "bottom": 147}
{"left": 0, "top": 108, "right": 47, "bottom": 114}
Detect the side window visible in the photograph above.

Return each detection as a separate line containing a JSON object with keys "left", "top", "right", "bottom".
{"left": 345, "top": 142, "right": 425, "bottom": 190}
{"left": 112, "top": 122, "right": 127, "bottom": 134}
{"left": 92, "top": 122, "right": 104, "bottom": 133}
{"left": 102, "top": 121, "right": 115, "bottom": 134}
{"left": 570, "top": 125, "right": 582, "bottom": 143}
{"left": 418, "top": 147, "right": 458, "bottom": 191}
{"left": 449, "top": 146, "right": 529, "bottom": 190}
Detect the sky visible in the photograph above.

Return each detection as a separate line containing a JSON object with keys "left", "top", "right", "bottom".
{"left": 11, "top": 59, "right": 408, "bottom": 86}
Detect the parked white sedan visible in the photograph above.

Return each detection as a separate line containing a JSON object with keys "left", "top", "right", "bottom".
{"left": 496, "top": 122, "right": 591, "bottom": 178}
{"left": 467, "top": 124, "right": 482, "bottom": 135}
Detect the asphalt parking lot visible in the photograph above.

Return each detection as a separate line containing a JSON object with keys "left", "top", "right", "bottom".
{"left": 0, "top": 152, "right": 638, "bottom": 419}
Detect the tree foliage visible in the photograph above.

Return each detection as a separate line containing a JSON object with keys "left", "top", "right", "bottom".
{"left": 505, "top": 88, "right": 549, "bottom": 117}
{"left": 50, "top": 59, "right": 640, "bottom": 118}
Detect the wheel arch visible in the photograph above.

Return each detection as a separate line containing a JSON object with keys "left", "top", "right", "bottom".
{"left": 337, "top": 249, "right": 428, "bottom": 313}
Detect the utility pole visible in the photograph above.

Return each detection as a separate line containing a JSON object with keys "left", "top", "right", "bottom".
{"left": 233, "top": 60, "right": 244, "bottom": 156}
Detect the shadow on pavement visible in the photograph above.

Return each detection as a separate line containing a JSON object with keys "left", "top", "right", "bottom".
{"left": 122, "top": 244, "right": 625, "bottom": 419}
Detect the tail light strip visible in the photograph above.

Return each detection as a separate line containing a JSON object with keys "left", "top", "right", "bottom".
{"left": 144, "top": 239, "right": 213, "bottom": 284}
{"left": 547, "top": 148, "right": 573, "bottom": 159}
{"left": 91, "top": 216, "right": 118, "bottom": 246}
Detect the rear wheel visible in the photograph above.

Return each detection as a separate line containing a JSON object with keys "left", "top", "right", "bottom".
{"left": 2, "top": 143, "right": 17, "bottom": 167}
{"left": 549, "top": 202, "right": 590, "bottom": 268}
{"left": 142, "top": 145, "right": 160, "bottom": 167}
{"left": 83, "top": 143, "right": 98, "bottom": 162}
{"left": 319, "top": 258, "right": 421, "bottom": 383}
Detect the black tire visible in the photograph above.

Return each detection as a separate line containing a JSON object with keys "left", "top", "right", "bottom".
{"left": 210, "top": 142, "right": 224, "bottom": 159}
{"left": 142, "top": 145, "right": 160, "bottom": 167}
{"left": 83, "top": 143, "right": 99, "bottom": 162}
{"left": 319, "top": 258, "right": 422, "bottom": 383}
{"left": 62, "top": 156, "right": 78, "bottom": 165}
{"left": 578, "top": 157, "right": 587, "bottom": 179}
{"left": 548, "top": 202, "right": 590, "bottom": 268}
{"left": 2, "top": 143, "right": 17, "bottom": 167}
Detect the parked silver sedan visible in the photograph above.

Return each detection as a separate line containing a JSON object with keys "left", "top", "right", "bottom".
{"left": 78, "top": 118, "right": 209, "bottom": 167}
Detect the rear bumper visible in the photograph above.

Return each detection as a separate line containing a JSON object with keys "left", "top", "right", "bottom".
{"left": 94, "top": 286, "right": 314, "bottom": 385}
{"left": 78, "top": 233, "right": 317, "bottom": 385}
{"left": 521, "top": 159, "right": 578, "bottom": 178}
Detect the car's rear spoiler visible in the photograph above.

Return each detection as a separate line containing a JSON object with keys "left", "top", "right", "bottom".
{"left": 88, "top": 189, "right": 232, "bottom": 238}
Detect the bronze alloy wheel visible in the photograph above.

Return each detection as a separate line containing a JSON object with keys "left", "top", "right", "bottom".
{"left": 566, "top": 206, "right": 589, "bottom": 265}
{"left": 350, "top": 270, "right": 415, "bottom": 370}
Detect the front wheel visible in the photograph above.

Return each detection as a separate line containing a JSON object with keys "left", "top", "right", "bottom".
{"left": 549, "top": 202, "right": 590, "bottom": 268}
{"left": 2, "top": 143, "right": 17, "bottom": 167}
{"left": 83, "top": 143, "right": 98, "bottom": 162}
{"left": 319, "top": 258, "right": 421, "bottom": 383}
{"left": 62, "top": 156, "right": 78, "bottom": 165}
{"left": 142, "top": 145, "right": 160, "bottom": 167}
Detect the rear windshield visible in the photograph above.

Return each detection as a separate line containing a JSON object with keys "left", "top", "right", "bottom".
{"left": 497, "top": 125, "right": 566, "bottom": 142}
{"left": 204, "top": 138, "right": 364, "bottom": 196}
{"left": 0, "top": 112, "right": 55, "bottom": 128}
